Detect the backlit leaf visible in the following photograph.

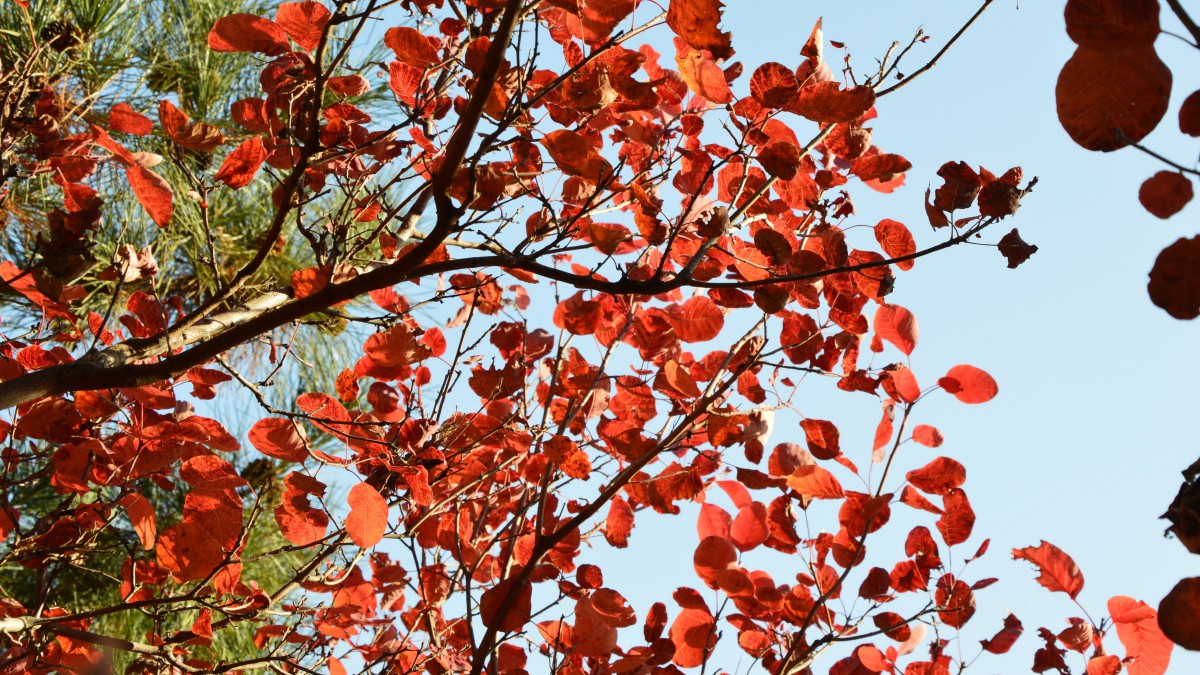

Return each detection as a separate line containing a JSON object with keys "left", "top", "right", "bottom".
{"left": 1109, "top": 596, "right": 1173, "bottom": 675}
{"left": 275, "top": 1, "right": 331, "bottom": 52}
{"left": 1148, "top": 236, "right": 1200, "bottom": 319}
{"left": 666, "top": 0, "right": 733, "bottom": 61}
{"left": 874, "top": 304, "right": 917, "bottom": 356}
{"left": 1012, "top": 540, "right": 1085, "bottom": 599}
{"left": 345, "top": 482, "right": 388, "bottom": 547}
{"left": 214, "top": 136, "right": 268, "bottom": 189}
{"left": 938, "top": 365, "right": 997, "bottom": 404}
{"left": 208, "top": 14, "right": 289, "bottom": 54}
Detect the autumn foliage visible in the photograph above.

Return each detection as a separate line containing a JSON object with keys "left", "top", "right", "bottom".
{"left": 0, "top": 0, "right": 1187, "bottom": 673}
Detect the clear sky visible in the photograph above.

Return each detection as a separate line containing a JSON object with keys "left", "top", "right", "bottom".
{"left": 578, "top": 1, "right": 1200, "bottom": 673}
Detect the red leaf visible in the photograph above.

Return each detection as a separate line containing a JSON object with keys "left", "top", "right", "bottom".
{"left": 1064, "top": 0, "right": 1160, "bottom": 49}
{"left": 935, "top": 574, "right": 976, "bottom": 628}
{"left": 670, "top": 606, "right": 716, "bottom": 668}
{"left": 936, "top": 488, "right": 975, "bottom": 547}
{"left": 875, "top": 219, "right": 916, "bottom": 271}
{"left": 1012, "top": 540, "right": 1085, "bottom": 599}
{"left": 789, "top": 82, "right": 876, "bottom": 124}
{"left": 693, "top": 535, "right": 736, "bottom": 587}
{"left": 480, "top": 578, "right": 532, "bottom": 632}
{"left": 786, "top": 465, "right": 844, "bottom": 500}
{"left": 126, "top": 165, "right": 173, "bottom": 228}
{"left": 899, "top": 485, "right": 943, "bottom": 515}
{"left": 214, "top": 136, "right": 268, "bottom": 189}
{"left": 666, "top": 0, "right": 734, "bottom": 61}
{"left": 1056, "top": 45, "right": 1171, "bottom": 152}
{"left": 1149, "top": 235, "right": 1200, "bottom": 319}
{"left": 345, "top": 482, "right": 388, "bottom": 547}
{"left": 1109, "top": 596, "right": 1173, "bottom": 675}
{"left": 1180, "top": 89, "right": 1200, "bottom": 136}
{"left": 208, "top": 14, "right": 289, "bottom": 55}
{"left": 750, "top": 62, "right": 799, "bottom": 109}
{"left": 730, "top": 502, "right": 768, "bottom": 552}
{"left": 1158, "top": 577, "right": 1200, "bottom": 650}
{"left": 544, "top": 435, "right": 592, "bottom": 479}
{"left": 938, "top": 365, "right": 997, "bottom": 404}
{"left": 119, "top": 493, "right": 157, "bottom": 550}
{"left": 1087, "top": 655, "right": 1122, "bottom": 675}
{"left": 912, "top": 424, "right": 944, "bottom": 447}
{"left": 109, "top": 103, "right": 153, "bottom": 135}
{"left": 541, "top": 129, "right": 612, "bottom": 182}
{"left": 997, "top": 228, "right": 1039, "bottom": 268}
{"left": 697, "top": 503, "right": 732, "bottom": 541}
{"left": 1139, "top": 171, "right": 1193, "bottom": 219}
{"left": 872, "top": 401, "right": 895, "bottom": 457}
{"left": 275, "top": 1, "right": 331, "bottom": 52}
{"left": 668, "top": 296, "right": 724, "bottom": 342}
{"left": 180, "top": 455, "right": 249, "bottom": 491}
{"left": 248, "top": 418, "right": 309, "bottom": 462}
{"left": 605, "top": 495, "right": 634, "bottom": 548}
{"left": 906, "top": 457, "right": 966, "bottom": 496}
{"left": 674, "top": 38, "right": 734, "bottom": 104}
{"left": 800, "top": 419, "right": 840, "bottom": 460}
{"left": 874, "top": 304, "right": 918, "bottom": 356}
{"left": 292, "top": 266, "right": 330, "bottom": 299}
{"left": 385, "top": 27, "right": 440, "bottom": 69}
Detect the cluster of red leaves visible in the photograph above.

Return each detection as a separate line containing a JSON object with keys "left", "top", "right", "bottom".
{"left": 0, "top": 0, "right": 1075, "bottom": 673}
{"left": 1012, "top": 541, "right": 1176, "bottom": 675}
{"left": 1055, "top": 0, "right": 1200, "bottom": 318}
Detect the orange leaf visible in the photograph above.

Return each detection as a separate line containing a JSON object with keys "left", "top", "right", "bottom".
{"left": 938, "top": 365, "right": 997, "bottom": 404}
{"left": 1012, "top": 540, "right": 1085, "bottom": 599}
{"left": 345, "top": 483, "right": 388, "bottom": 547}
{"left": 214, "top": 136, "right": 268, "bottom": 189}
{"left": 1056, "top": 45, "right": 1171, "bottom": 152}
